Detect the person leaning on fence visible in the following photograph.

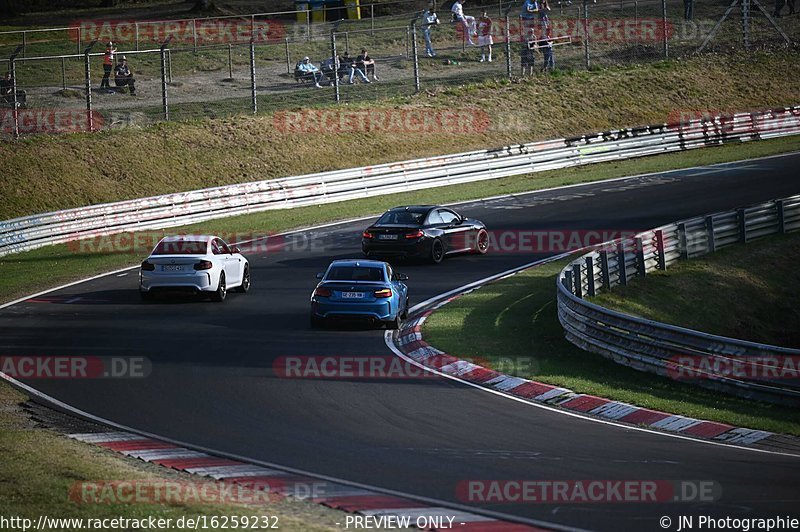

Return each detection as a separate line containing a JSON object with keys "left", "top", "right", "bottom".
{"left": 422, "top": 5, "right": 440, "bottom": 57}
{"left": 477, "top": 11, "right": 493, "bottom": 62}
{"left": 520, "top": 30, "right": 537, "bottom": 75}
{"left": 297, "top": 56, "right": 324, "bottom": 88}
{"left": 539, "top": 38, "right": 555, "bottom": 72}
{"left": 101, "top": 41, "right": 117, "bottom": 91}
{"left": 356, "top": 48, "right": 378, "bottom": 81}
{"left": 451, "top": 0, "right": 477, "bottom": 46}
{"left": 113, "top": 56, "right": 136, "bottom": 96}
{"left": 0, "top": 71, "right": 27, "bottom": 107}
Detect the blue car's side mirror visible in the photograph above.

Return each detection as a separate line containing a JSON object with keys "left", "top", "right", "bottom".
{"left": 396, "top": 273, "right": 409, "bottom": 281}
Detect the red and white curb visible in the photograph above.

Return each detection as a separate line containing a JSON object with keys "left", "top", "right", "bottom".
{"left": 68, "top": 431, "right": 548, "bottom": 531}
{"left": 391, "top": 301, "right": 781, "bottom": 450}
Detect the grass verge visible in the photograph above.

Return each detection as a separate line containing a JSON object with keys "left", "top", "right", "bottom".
{"left": 0, "top": 381, "right": 347, "bottom": 531}
{"left": 421, "top": 258, "right": 800, "bottom": 436}
{"left": 592, "top": 232, "right": 800, "bottom": 348}
{"left": 1, "top": 136, "right": 798, "bottom": 305}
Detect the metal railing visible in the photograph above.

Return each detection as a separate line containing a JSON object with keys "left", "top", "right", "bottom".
{"left": 1, "top": 106, "right": 799, "bottom": 257}
{"left": 557, "top": 194, "right": 800, "bottom": 405}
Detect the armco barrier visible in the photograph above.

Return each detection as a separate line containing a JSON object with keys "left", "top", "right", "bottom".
{"left": 1, "top": 106, "right": 799, "bottom": 257}
{"left": 557, "top": 194, "right": 800, "bottom": 406}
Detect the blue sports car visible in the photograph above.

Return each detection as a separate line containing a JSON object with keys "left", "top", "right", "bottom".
{"left": 310, "top": 259, "right": 410, "bottom": 329}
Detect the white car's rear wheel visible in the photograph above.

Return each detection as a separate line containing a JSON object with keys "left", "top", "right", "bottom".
{"left": 236, "top": 265, "right": 251, "bottom": 293}
{"left": 212, "top": 272, "right": 227, "bottom": 302}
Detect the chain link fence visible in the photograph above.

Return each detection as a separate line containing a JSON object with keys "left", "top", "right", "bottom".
{"left": 1, "top": 0, "right": 796, "bottom": 138}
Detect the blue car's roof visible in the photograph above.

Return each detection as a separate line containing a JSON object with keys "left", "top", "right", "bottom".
{"left": 328, "top": 259, "right": 387, "bottom": 269}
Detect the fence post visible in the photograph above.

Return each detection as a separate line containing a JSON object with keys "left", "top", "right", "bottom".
{"left": 167, "top": 48, "right": 173, "bottom": 84}
{"left": 61, "top": 57, "right": 67, "bottom": 91}
{"left": 654, "top": 230, "right": 666, "bottom": 270}
{"left": 83, "top": 41, "right": 96, "bottom": 133}
{"left": 742, "top": 0, "right": 750, "bottom": 49}
{"left": 635, "top": 236, "right": 646, "bottom": 276}
{"left": 331, "top": 29, "right": 340, "bottom": 103}
{"left": 599, "top": 248, "right": 611, "bottom": 288}
{"left": 505, "top": 13, "right": 512, "bottom": 79}
{"left": 572, "top": 263, "right": 583, "bottom": 298}
{"left": 777, "top": 200, "right": 786, "bottom": 234}
{"left": 228, "top": 43, "right": 233, "bottom": 79}
{"left": 738, "top": 208, "right": 747, "bottom": 243}
{"left": 661, "top": 0, "right": 668, "bottom": 58}
{"left": 705, "top": 215, "right": 716, "bottom": 253}
{"left": 160, "top": 37, "right": 172, "bottom": 121}
{"left": 9, "top": 49, "right": 21, "bottom": 138}
{"left": 411, "top": 18, "right": 421, "bottom": 94}
{"left": 135, "top": 23, "right": 140, "bottom": 51}
{"left": 250, "top": 40, "right": 257, "bottom": 114}
{"left": 617, "top": 241, "right": 628, "bottom": 286}
{"left": 370, "top": 4, "right": 374, "bottom": 36}
{"left": 582, "top": 2, "right": 590, "bottom": 70}
{"left": 585, "top": 255, "right": 596, "bottom": 297}
{"left": 192, "top": 19, "right": 198, "bottom": 52}
{"left": 345, "top": 31, "right": 350, "bottom": 54}
{"left": 285, "top": 37, "right": 291, "bottom": 74}
{"left": 21, "top": 31, "right": 26, "bottom": 58}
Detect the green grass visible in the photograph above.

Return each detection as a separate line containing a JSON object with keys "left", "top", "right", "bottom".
{"left": 422, "top": 257, "right": 800, "bottom": 436}
{"left": 1, "top": 135, "right": 798, "bottom": 306}
{"left": 592, "top": 232, "right": 800, "bottom": 348}
{"left": 0, "top": 381, "right": 347, "bottom": 532}
{"left": 2, "top": 51, "right": 800, "bottom": 220}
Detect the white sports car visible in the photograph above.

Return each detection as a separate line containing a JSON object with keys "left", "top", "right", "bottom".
{"left": 139, "top": 235, "right": 250, "bottom": 302}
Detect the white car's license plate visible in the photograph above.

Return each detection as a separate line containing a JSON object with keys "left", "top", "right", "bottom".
{"left": 162, "top": 265, "right": 184, "bottom": 272}
{"left": 378, "top": 234, "right": 398, "bottom": 240}
{"left": 341, "top": 292, "right": 365, "bottom": 299}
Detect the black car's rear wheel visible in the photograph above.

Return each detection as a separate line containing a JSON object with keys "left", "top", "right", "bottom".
{"left": 474, "top": 228, "right": 489, "bottom": 254}
{"left": 430, "top": 238, "right": 445, "bottom": 264}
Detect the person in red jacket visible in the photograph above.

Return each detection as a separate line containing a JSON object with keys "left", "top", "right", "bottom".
{"left": 100, "top": 41, "right": 116, "bottom": 90}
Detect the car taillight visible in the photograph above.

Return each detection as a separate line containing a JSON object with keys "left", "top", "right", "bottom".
{"left": 314, "top": 287, "right": 332, "bottom": 297}
{"left": 405, "top": 230, "right": 424, "bottom": 239}
{"left": 194, "top": 260, "right": 213, "bottom": 270}
{"left": 374, "top": 288, "right": 392, "bottom": 298}
{"left": 362, "top": 231, "right": 374, "bottom": 239}
{"left": 141, "top": 260, "right": 155, "bottom": 271}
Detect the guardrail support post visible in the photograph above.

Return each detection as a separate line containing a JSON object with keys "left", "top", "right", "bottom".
{"left": 777, "top": 200, "right": 786, "bottom": 234}
{"left": 250, "top": 39, "right": 257, "bottom": 114}
{"left": 585, "top": 256, "right": 596, "bottom": 297}
{"left": 705, "top": 215, "right": 716, "bottom": 253}
{"left": 617, "top": 242, "right": 628, "bottom": 286}
{"left": 738, "top": 208, "right": 747, "bottom": 243}
{"left": 654, "top": 230, "right": 667, "bottom": 270}
{"left": 677, "top": 222, "right": 688, "bottom": 259}
{"left": 564, "top": 270, "right": 574, "bottom": 294}
{"left": 635, "top": 237, "right": 646, "bottom": 277}
{"left": 572, "top": 263, "right": 583, "bottom": 298}
{"left": 599, "top": 249, "right": 611, "bottom": 289}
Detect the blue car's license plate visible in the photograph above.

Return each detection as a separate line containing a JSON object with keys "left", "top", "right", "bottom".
{"left": 341, "top": 292, "right": 365, "bottom": 299}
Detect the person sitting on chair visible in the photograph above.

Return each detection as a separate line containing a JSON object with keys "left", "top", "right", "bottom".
{"left": 296, "top": 56, "right": 324, "bottom": 88}
{"left": 114, "top": 56, "right": 136, "bottom": 95}
{"left": 0, "top": 71, "right": 27, "bottom": 107}
{"left": 356, "top": 48, "right": 378, "bottom": 81}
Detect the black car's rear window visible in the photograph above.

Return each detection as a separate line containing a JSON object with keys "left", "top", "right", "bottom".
{"left": 326, "top": 266, "right": 385, "bottom": 282}
{"left": 377, "top": 210, "right": 426, "bottom": 225}
{"left": 152, "top": 240, "right": 208, "bottom": 255}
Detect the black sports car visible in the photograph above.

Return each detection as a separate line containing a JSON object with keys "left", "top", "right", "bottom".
{"left": 361, "top": 205, "right": 489, "bottom": 264}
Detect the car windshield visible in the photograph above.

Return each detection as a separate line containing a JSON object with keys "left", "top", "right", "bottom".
{"left": 152, "top": 240, "right": 208, "bottom": 255}
{"left": 326, "top": 266, "right": 384, "bottom": 282}
{"left": 376, "top": 210, "right": 426, "bottom": 225}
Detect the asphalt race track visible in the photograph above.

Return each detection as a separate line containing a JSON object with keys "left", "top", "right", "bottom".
{"left": 2, "top": 153, "right": 800, "bottom": 531}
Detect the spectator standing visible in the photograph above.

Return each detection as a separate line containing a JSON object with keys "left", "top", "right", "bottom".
{"left": 520, "top": 0, "right": 540, "bottom": 39}
{"left": 520, "top": 29, "right": 537, "bottom": 75}
{"left": 539, "top": 0, "right": 552, "bottom": 36}
{"left": 0, "top": 71, "right": 26, "bottom": 107}
{"left": 422, "top": 5, "right": 440, "bottom": 57}
{"left": 113, "top": 55, "right": 136, "bottom": 95}
{"left": 539, "top": 38, "right": 554, "bottom": 72}
{"left": 101, "top": 41, "right": 117, "bottom": 91}
{"left": 477, "top": 11, "right": 493, "bottom": 62}
{"left": 356, "top": 48, "right": 378, "bottom": 81}
{"left": 451, "top": 0, "right": 476, "bottom": 46}
{"left": 297, "top": 56, "right": 324, "bottom": 87}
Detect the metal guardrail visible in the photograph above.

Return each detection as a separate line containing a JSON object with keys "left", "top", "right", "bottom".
{"left": 1, "top": 106, "right": 799, "bottom": 257}
{"left": 557, "top": 193, "right": 800, "bottom": 405}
